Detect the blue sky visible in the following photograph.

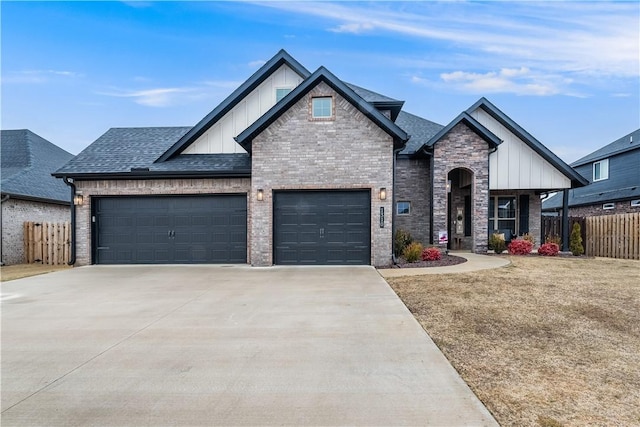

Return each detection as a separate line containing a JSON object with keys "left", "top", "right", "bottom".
{"left": 2, "top": 1, "right": 639, "bottom": 163}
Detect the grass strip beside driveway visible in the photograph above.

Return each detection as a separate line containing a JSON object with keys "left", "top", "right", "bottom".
{"left": 1, "top": 264, "right": 71, "bottom": 282}
{"left": 387, "top": 256, "right": 640, "bottom": 427}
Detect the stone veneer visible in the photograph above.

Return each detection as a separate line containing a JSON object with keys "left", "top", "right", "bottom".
{"left": 1, "top": 198, "right": 70, "bottom": 265}
{"left": 394, "top": 157, "right": 431, "bottom": 246}
{"left": 74, "top": 178, "right": 251, "bottom": 266}
{"left": 432, "top": 123, "right": 490, "bottom": 253}
{"left": 250, "top": 81, "right": 394, "bottom": 267}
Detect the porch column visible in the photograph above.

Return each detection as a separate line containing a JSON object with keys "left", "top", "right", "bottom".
{"left": 562, "top": 190, "right": 569, "bottom": 251}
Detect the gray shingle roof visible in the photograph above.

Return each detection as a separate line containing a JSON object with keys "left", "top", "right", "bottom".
{"left": 1, "top": 129, "right": 74, "bottom": 204}
{"left": 571, "top": 129, "right": 640, "bottom": 166}
{"left": 54, "top": 127, "right": 251, "bottom": 177}
{"left": 345, "top": 83, "right": 400, "bottom": 103}
{"left": 395, "top": 111, "right": 444, "bottom": 155}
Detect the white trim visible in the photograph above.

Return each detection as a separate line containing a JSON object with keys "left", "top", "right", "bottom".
{"left": 593, "top": 159, "right": 609, "bottom": 182}
{"left": 631, "top": 199, "right": 640, "bottom": 207}
{"left": 603, "top": 202, "right": 615, "bottom": 210}
{"left": 396, "top": 201, "right": 411, "bottom": 215}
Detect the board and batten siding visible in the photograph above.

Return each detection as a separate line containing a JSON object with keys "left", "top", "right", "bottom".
{"left": 183, "top": 64, "right": 305, "bottom": 154}
{"left": 470, "top": 108, "right": 572, "bottom": 190}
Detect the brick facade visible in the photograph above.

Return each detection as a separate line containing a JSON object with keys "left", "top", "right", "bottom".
{"left": 1, "top": 198, "right": 70, "bottom": 265}
{"left": 395, "top": 157, "right": 431, "bottom": 245}
{"left": 568, "top": 201, "right": 640, "bottom": 218}
{"left": 432, "top": 123, "right": 490, "bottom": 253}
{"left": 74, "top": 178, "right": 251, "bottom": 266}
{"left": 250, "top": 82, "right": 394, "bottom": 267}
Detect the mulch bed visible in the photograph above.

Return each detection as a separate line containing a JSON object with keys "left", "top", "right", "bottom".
{"left": 389, "top": 254, "right": 467, "bottom": 268}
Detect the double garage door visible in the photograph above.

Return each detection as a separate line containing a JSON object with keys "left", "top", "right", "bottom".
{"left": 93, "top": 191, "right": 371, "bottom": 265}
{"left": 93, "top": 195, "right": 247, "bottom": 264}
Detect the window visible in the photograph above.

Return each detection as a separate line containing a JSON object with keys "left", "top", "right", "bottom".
{"left": 632, "top": 200, "right": 640, "bottom": 207}
{"left": 276, "top": 88, "right": 292, "bottom": 102}
{"left": 397, "top": 201, "right": 411, "bottom": 215}
{"left": 603, "top": 203, "right": 615, "bottom": 210}
{"left": 312, "top": 97, "right": 332, "bottom": 118}
{"left": 593, "top": 159, "right": 609, "bottom": 181}
{"left": 488, "top": 196, "right": 516, "bottom": 234}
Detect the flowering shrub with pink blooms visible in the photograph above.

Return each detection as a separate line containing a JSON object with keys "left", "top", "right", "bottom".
{"left": 421, "top": 247, "right": 442, "bottom": 261}
{"left": 537, "top": 242, "right": 560, "bottom": 256}
{"left": 507, "top": 239, "right": 533, "bottom": 255}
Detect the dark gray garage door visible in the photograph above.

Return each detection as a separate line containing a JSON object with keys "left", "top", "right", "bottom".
{"left": 93, "top": 195, "right": 247, "bottom": 264}
{"left": 274, "top": 190, "right": 371, "bottom": 265}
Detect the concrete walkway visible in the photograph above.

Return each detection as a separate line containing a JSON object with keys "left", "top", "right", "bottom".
{"left": 378, "top": 252, "right": 510, "bottom": 278}
{"left": 1, "top": 265, "right": 498, "bottom": 426}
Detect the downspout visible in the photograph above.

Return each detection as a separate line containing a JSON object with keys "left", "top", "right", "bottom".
{"left": 391, "top": 146, "right": 404, "bottom": 265}
{"left": 62, "top": 177, "right": 77, "bottom": 265}
{"left": 0, "top": 195, "right": 9, "bottom": 265}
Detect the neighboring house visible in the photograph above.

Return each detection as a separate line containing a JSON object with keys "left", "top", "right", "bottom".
{"left": 54, "top": 50, "right": 586, "bottom": 267}
{"left": 542, "top": 129, "right": 640, "bottom": 217}
{"left": 1, "top": 130, "right": 74, "bottom": 265}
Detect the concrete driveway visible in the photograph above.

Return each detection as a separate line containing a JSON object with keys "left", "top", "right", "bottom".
{"left": 1, "top": 266, "right": 497, "bottom": 426}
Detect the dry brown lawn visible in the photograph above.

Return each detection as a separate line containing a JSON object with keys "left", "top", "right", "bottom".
{"left": 387, "top": 256, "right": 640, "bottom": 427}
{"left": 0, "top": 263, "right": 71, "bottom": 282}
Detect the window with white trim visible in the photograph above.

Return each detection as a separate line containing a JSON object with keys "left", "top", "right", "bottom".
{"left": 397, "top": 201, "right": 411, "bottom": 215}
{"left": 593, "top": 159, "right": 609, "bottom": 181}
{"left": 276, "top": 88, "right": 292, "bottom": 102}
{"left": 632, "top": 199, "right": 640, "bottom": 207}
{"left": 603, "top": 202, "right": 615, "bottom": 210}
{"left": 312, "top": 96, "right": 333, "bottom": 118}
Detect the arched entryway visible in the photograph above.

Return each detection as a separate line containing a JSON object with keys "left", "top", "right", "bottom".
{"left": 447, "top": 168, "right": 473, "bottom": 250}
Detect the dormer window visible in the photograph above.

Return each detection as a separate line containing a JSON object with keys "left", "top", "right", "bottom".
{"left": 276, "top": 88, "right": 292, "bottom": 102}
{"left": 593, "top": 159, "right": 609, "bottom": 182}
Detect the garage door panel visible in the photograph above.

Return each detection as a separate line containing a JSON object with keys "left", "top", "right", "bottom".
{"left": 274, "top": 191, "right": 370, "bottom": 265}
{"left": 94, "top": 195, "right": 247, "bottom": 264}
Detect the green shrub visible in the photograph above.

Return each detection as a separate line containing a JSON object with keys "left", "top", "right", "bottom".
{"left": 402, "top": 242, "right": 423, "bottom": 263}
{"left": 489, "top": 233, "right": 507, "bottom": 254}
{"left": 394, "top": 229, "right": 413, "bottom": 257}
{"left": 570, "top": 223, "right": 584, "bottom": 256}
{"left": 421, "top": 247, "right": 442, "bottom": 261}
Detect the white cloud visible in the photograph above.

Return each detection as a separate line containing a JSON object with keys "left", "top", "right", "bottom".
{"left": 1, "top": 69, "right": 82, "bottom": 84}
{"left": 248, "top": 60, "right": 266, "bottom": 68}
{"left": 255, "top": 2, "right": 639, "bottom": 82}
{"left": 438, "top": 68, "right": 572, "bottom": 96}
{"left": 99, "top": 87, "right": 193, "bottom": 107}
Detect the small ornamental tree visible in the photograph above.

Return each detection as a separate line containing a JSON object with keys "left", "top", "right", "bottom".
{"left": 508, "top": 239, "right": 533, "bottom": 255}
{"left": 570, "top": 223, "right": 584, "bottom": 256}
{"left": 394, "top": 229, "right": 413, "bottom": 257}
{"left": 538, "top": 242, "right": 559, "bottom": 256}
{"left": 421, "top": 247, "right": 442, "bottom": 261}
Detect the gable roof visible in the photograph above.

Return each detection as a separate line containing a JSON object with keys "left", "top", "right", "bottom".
{"left": 421, "top": 111, "right": 502, "bottom": 151}
{"left": 156, "top": 49, "right": 311, "bottom": 162}
{"left": 467, "top": 97, "right": 588, "bottom": 187}
{"left": 571, "top": 128, "right": 640, "bottom": 166}
{"left": 235, "top": 66, "right": 409, "bottom": 153}
{"left": 345, "top": 83, "right": 404, "bottom": 121}
{"left": 396, "top": 111, "right": 444, "bottom": 155}
{"left": 53, "top": 127, "right": 251, "bottom": 178}
{"left": 1, "top": 129, "right": 74, "bottom": 204}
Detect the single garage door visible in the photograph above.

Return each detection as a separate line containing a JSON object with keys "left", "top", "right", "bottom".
{"left": 274, "top": 190, "right": 371, "bottom": 265}
{"left": 93, "top": 195, "right": 247, "bottom": 264}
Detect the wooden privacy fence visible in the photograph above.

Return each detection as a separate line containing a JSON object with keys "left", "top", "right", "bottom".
{"left": 586, "top": 213, "right": 640, "bottom": 260}
{"left": 541, "top": 216, "right": 586, "bottom": 250}
{"left": 23, "top": 221, "right": 71, "bottom": 265}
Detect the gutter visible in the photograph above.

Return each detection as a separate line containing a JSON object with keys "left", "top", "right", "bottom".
{"left": 53, "top": 170, "right": 252, "bottom": 180}
{"left": 62, "top": 177, "right": 77, "bottom": 265}
{"left": 0, "top": 195, "right": 9, "bottom": 265}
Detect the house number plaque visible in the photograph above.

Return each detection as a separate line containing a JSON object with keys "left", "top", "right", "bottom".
{"left": 380, "top": 207, "right": 384, "bottom": 228}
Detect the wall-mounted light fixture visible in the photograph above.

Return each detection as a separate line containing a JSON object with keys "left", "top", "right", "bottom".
{"left": 379, "top": 188, "right": 387, "bottom": 201}
{"left": 73, "top": 194, "right": 84, "bottom": 206}
{"left": 257, "top": 189, "right": 264, "bottom": 201}
{"left": 446, "top": 180, "right": 452, "bottom": 193}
